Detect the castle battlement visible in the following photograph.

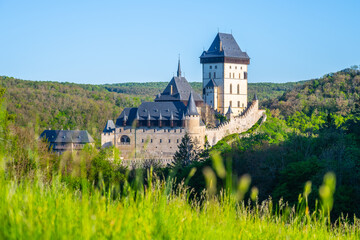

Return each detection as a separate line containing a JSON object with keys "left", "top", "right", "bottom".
{"left": 205, "top": 99, "right": 265, "bottom": 146}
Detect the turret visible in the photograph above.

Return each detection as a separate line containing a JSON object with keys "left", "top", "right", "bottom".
{"left": 184, "top": 92, "right": 204, "bottom": 147}
{"left": 253, "top": 93, "right": 259, "bottom": 110}
{"left": 185, "top": 92, "right": 200, "bottom": 130}
{"left": 226, "top": 105, "right": 234, "bottom": 120}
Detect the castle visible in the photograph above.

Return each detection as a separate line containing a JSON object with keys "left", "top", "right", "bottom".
{"left": 101, "top": 33, "right": 265, "bottom": 160}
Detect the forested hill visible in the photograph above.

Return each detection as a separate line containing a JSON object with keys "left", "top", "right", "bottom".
{"left": 264, "top": 67, "right": 360, "bottom": 118}
{"left": 0, "top": 76, "right": 153, "bottom": 140}
{"left": 103, "top": 81, "right": 304, "bottom": 103}
{"left": 0, "top": 76, "right": 302, "bottom": 142}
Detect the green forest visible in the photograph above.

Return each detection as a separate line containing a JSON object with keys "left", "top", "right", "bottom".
{"left": 1, "top": 66, "right": 360, "bottom": 239}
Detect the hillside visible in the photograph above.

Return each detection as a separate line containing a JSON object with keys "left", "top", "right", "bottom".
{"left": 0, "top": 76, "right": 302, "bottom": 142}
{"left": 0, "top": 76, "right": 152, "bottom": 141}
{"left": 177, "top": 66, "right": 360, "bottom": 219}
{"left": 264, "top": 67, "right": 360, "bottom": 118}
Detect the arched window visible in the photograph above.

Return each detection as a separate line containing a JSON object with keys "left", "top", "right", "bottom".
{"left": 237, "top": 84, "right": 240, "bottom": 94}
{"left": 239, "top": 73, "right": 241, "bottom": 79}
{"left": 209, "top": 72, "right": 211, "bottom": 78}
{"left": 229, "top": 73, "right": 231, "bottom": 78}
{"left": 120, "top": 135, "right": 130, "bottom": 145}
{"left": 244, "top": 72, "right": 248, "bottom": 79}
{"left": 210, "top": 66, "right": 212, "bottom": 69}
{"left": 233, "top": 73, "right": 235, "bottom": 78}
{"left": 230, "top": 84, "right": 232, "bottom": 94}
{"left": 213, "top": 72, "right": 216, "bottom": 78}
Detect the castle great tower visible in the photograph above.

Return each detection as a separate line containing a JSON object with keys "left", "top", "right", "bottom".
{"left": 200, "top": 33, "right": 250, "bottom": 115}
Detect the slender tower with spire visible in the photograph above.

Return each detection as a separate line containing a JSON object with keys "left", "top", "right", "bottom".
{"left": 177, "top": 56, "right": 182, "bottom": 77}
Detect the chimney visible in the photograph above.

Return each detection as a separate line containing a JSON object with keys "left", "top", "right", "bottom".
{"left": 158, "top": 111, "right": 162, "bottom": 128}
{"left": 147, "top": 112, "right": 151, "bottom": 128}
{"left": 170, "top": 111, "right": 174, "bottom": 128}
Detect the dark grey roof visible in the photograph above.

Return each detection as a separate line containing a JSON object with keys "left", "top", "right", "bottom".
{"left": 40, "top": 130, "right": 94, "bottom": 143}
{"left": 185, "top": 92, "right": 199, "bottom": 116}
{"left": 200, "top": 33, "right": 250, "bottom": 60}
{"left": 253, "top": 93, "right": 258, "bottom": 100}
{"left": 155, "top": 76, "right": 203, "bottom": 103}
{"left": 116, "top": 101, "right": 186, "bottom": 126}
{"left": 103, "top": 120, "right": 115, "bottom": 133}
{"left": 205, "top": 79, "right": 217, "bottom": 88}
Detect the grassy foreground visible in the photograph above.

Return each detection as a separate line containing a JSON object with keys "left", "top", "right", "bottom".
{"left": 0, "top": 171, "right": 359, "bottom": 240}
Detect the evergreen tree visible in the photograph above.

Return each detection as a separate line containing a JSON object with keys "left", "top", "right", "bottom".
{"left": 172, "top": 132, "right": 199, "bottom": 168}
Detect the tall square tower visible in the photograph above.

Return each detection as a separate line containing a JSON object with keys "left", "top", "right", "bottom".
{"left": 200, "top": 33, "right": 250, "bottom": 115}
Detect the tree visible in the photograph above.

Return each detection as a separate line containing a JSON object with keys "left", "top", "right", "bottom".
{"left": 172, "top": 132, "right": 199, "bottom": 168}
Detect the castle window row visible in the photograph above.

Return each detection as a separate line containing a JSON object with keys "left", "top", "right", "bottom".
{"left": 229, "top": 101, "right": 245, "bottom": 108}
{"left": 228, "top": 72, "right": 247, "bottom": 79}
{"left": 229, "top": 84, "right": 241, "bottom": 94}
{"left": 208, "top": 72, "right": 216, "bottom": 78}
{"left": 229, "top": 65, "right": 243, "bottom": 70}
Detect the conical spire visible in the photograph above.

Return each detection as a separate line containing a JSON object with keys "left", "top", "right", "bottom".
{"left": 253, "top": 93, "right": 258, "bottom": 101}
{"left": 177, "top": 57, "right": 181, "bottom": 77}
{"left": 226, "top": 105, "right": 233, "bottom": 115}
{"left": 185, "top": 92, "right": 199, "bottom": 116}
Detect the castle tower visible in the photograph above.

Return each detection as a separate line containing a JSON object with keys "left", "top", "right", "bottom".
{"left": 184, "top": 92, "right": 204, "bottom": 146}
{"left": 225, "top": 105, "right": 234, "bottom": 120}
{"left": 200, "top": 33, "right": 250, "bottom": 115}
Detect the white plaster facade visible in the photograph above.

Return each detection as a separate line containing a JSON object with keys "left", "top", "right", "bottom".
{"left": 202, "top": 62, "right": 248, "bottom": 115}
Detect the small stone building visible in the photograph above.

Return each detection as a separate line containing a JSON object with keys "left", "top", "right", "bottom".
{"left": 40, "top": 130, "right": 94, "bottom": 154}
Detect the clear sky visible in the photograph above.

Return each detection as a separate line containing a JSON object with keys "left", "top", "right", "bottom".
{"left": 0, "top": 0, "right": 359, "bottom": 84}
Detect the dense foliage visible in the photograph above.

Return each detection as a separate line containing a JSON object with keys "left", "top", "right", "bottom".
{"left": 178, "top": 67, "right": 360, "bottom": 220}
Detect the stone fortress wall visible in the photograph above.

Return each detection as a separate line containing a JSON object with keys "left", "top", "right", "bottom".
{"left": 205, "top": 98, "right": 266, "bottom": 146}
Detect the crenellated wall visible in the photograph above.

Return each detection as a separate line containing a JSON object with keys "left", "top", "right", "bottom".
{"left": 205, "top": 99, "right": 266, "bottom": 146}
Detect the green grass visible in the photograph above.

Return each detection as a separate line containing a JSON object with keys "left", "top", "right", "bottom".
{"left": 0, "top": 168, "right": 359, "bottom": 239}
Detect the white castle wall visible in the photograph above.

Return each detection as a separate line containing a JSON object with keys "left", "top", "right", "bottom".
{"left": 205, "top": 99, "right": 265, "bottom": 146}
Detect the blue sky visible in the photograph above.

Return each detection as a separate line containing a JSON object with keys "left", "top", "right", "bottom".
{"left": 0, "top": 0, "right": 359, "bottom": 84}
